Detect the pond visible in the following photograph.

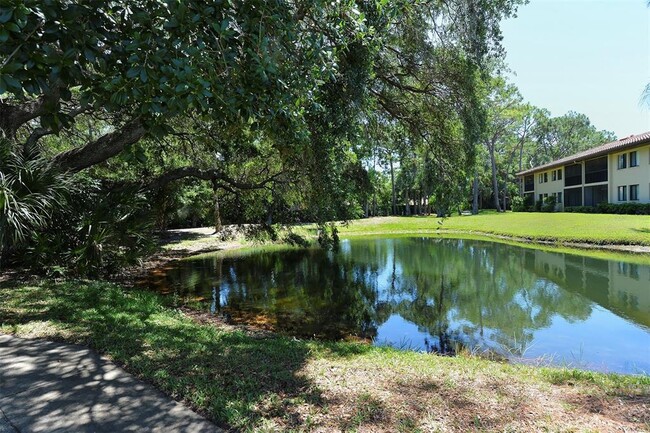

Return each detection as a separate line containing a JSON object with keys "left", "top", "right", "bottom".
{"left": 145, "top": 237, "right": 650, "bottom": 374}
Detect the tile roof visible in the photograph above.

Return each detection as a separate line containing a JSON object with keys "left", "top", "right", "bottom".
{"left": 516, "top": 131, "right": 650, "bottom": 176}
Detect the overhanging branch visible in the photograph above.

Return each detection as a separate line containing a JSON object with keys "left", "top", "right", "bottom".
{"left": 145, "top": 166, "right": 284, "bottom": 192}
{"left": 52, "top": 119, "right": 147, "bottom": 172}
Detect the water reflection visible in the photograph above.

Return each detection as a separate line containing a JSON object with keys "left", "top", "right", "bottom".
{"left": 145, "top": 238, "right": 650, "bottom": 374}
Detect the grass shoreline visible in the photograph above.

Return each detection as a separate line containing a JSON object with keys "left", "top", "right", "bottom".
{"left": 1, "top": 280, "right": 649, "bottom": 432}
{"left": 338, "top": 213, "right": 650, "bottom": 247}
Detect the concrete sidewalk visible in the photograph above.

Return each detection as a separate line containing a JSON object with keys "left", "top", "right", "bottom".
{"left": 0, "top": 334, "right": 222, "bottom": 432}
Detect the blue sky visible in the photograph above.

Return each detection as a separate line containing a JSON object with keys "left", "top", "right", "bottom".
{"left": 501, "top": 0, "right": 650, "bottom": 138}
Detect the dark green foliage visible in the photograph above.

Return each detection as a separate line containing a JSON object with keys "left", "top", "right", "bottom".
{"left": 317, "top": 223, "right": 340, "bottom": 251}
{"left": 1, "top": 0, "right": 528, "bottom": 273}
{"left": 283, "top": 232, "right": 310, "bottom": 248}
{"left": 0, "top": 140, "right": 70, "bottom": 264}
{"left": 541, "top": 196, "right": 557, "bottom": 213}
{"left": 153, "top": 181, "right": 214, "bottom": 229}
{"left": 510, "top": 194, "right": 534, "bottom": 212}
{"left": 565, "top": 203, "right": 650, "bottom": 215}
{"left": 14, "top": 177, "right": 155, "bottom": 277}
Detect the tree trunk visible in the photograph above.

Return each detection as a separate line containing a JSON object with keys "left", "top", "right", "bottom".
{"left": 472, "top": 170, "right": 479, "bottom": 215}
{"left": 372, "top": 192, "right": 377, "bottom": 217}
{"left": 390, "top": 158, "right": 396, "bottom": 216}
{"left": 488, "top": 141, "right": 502, "bottom": 212}
{"left": 213, "top": 187, "right": 222, "bottom": 233}
{"left": 502, "top": 173, "right": 508, "bottom": 211}
{"left": 405, "top": 189, "right": 411, "bottom": 216}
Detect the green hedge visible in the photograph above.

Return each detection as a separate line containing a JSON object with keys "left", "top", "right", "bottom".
{"left": 565, "top": 202, "right": 650, "bottom": 215}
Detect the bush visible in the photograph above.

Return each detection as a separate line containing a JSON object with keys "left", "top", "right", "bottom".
{"left": 541, "top": 196, "right": 557, "bottom": 213}
{"left": 565, "top": 203, "right": 650, "bottom": 215}
{"left": 13, "top": 177, "right": 156, "bottom": 277}
{"left": 511, "top": 196, "right": 526, "bottom": 212}
{"left": 596, "top": 202, "right": 650, "bottom": 215}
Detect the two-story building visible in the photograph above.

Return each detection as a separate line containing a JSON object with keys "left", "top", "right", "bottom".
{"left": 517, "top": 131, "right": 650, "bottom": 210}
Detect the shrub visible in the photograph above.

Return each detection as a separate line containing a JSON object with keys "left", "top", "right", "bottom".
{"left": 11, "top": 176, "right": 156, "bottom": 277}
{"left": 511, "top": 196, "right": 526, "bottom": 212}
{"left": 541, "top": 196, "right": 557, "bottom": 213}
{"left": 596, "top": 202, "right": 650, "bottom": 215}
{"left": 565, "top": 203, "right": 650, "bottom": 215}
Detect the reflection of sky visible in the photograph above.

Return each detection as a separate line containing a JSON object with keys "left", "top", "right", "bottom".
{"left": 375, "top": 314, "right": 432, "bottom": 350}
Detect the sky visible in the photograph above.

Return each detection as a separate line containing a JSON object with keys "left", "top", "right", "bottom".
{"left": 501, "top": 0, "right": 650, "bottom": 138}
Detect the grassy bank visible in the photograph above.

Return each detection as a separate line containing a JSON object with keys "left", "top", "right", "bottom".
{"left": 339, "top": 213, "right": 650, "bottom": 247}
{"left": 1, "top": 280, "right": 649, "bottom": 432}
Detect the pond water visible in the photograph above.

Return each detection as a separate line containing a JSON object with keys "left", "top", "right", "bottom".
{"left": 145, "top": 237, "right": 650, "bottom": 374}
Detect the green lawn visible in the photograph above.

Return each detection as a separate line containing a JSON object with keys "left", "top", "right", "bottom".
{"left": 339, "top": 212, "right": 650, "bottom": 246}
{"left": 1, "top": 281, "right": 649, "bottom": 432}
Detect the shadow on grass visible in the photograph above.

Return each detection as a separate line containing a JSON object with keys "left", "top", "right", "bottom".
{"left": 0, "top": 281, "right": 340, "bottom": 430}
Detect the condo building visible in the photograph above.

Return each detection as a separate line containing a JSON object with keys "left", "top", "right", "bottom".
{"left": 517, "top": 132, "right": 650, "bottom": 210}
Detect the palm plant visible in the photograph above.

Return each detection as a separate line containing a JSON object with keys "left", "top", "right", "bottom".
{"left": 0, "top": 140, "right": 70, "bottom": 264}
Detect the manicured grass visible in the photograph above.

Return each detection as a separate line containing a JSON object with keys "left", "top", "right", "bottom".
{"left": 339, "top": 212, "right": 650, "bottom": 246}
{"left": 1, "top": 280, "right": 649, "bottom": 432}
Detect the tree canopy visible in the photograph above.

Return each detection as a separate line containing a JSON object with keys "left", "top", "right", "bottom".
{"left": 1, "top": 0, "right": 530, "bottom": 274}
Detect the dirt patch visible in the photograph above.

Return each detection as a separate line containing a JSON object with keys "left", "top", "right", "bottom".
{"left": 289, "top": 357, "right": 650, "bottom": 432}
{"left": 564, "top": 390, "right": 650, "bottom": 427}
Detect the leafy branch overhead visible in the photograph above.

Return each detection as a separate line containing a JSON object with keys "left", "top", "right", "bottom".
{"left": 0, "top": 0, "right": 528, "bottom": 274}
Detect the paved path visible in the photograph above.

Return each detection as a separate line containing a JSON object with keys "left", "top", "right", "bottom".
{"left": 0, "top": 334, "right": 222, "bottom": 432}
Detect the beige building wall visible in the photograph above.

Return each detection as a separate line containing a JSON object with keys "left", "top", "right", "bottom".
{"left": 522, "top": 143, "right": 650, "bottom": 208}
{"left": 609, "top": 144, "right": 650, "bottom": 204}
{"left": 534, "top": 167, "right": 565, "bottom": 207}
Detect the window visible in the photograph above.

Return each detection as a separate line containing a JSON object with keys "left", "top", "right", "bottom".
{"left": 564, "top": 164, "right": 582, "bottom": 187}
{"left": 557, "top": 192, "right": 563, "bottom": 205}
{"left": 584, "top": 156, "right": 608, "bottom": 184}
{"left": 524, "top": 175, "right": 534, "bottom": 192}
{"left": 544, "top": 172, "right": 548, "bottom": 183}
{"left": 618, "top": 185, "right": 627, "bottom": 201}
{"left": 630, "top": 184, "right": 639, "bottom": 201}
{"left": 539, "top": 174, "right": 543, "bottom": 183}
{"left": 630, "top": 151, "right": 638, "bottom": 167}
{"left": 557, "top": 169, "right": 562, "bottom": 180}
{"left": 564, "top": 188, "right": 582, "bottom": 207}
{"left": 539, "top": 194, "right": 543, "bottom": 203}
{"left": 584, "top": 185, "right": 608, "bottom": 207}
{"left": 618, "top": 154, "right": 627, "bottom": 169}
{"left": 552, "top": 170, "right": 556, "bottom": 181}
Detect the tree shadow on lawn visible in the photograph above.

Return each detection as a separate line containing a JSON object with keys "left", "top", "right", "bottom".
{"left": 0, "top": 281, "right": 367, "bottom": 430}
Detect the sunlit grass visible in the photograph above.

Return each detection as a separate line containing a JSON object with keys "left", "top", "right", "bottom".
{"left": 339, "top": 212, "right": 650, "bottom": 246}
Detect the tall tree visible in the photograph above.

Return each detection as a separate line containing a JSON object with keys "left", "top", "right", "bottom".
{"left": 526, "top": 111, "right": 616, "bottom": 168}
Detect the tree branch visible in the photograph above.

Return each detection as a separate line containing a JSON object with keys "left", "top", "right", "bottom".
{"left": 52, "top": 119, "right": 147, "bottom": 172}
{"left": 0, "top": 84, "right": 62, "bottom": 137}
{"left": 145, "top": 166, "right": 284, "bottom": 192}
